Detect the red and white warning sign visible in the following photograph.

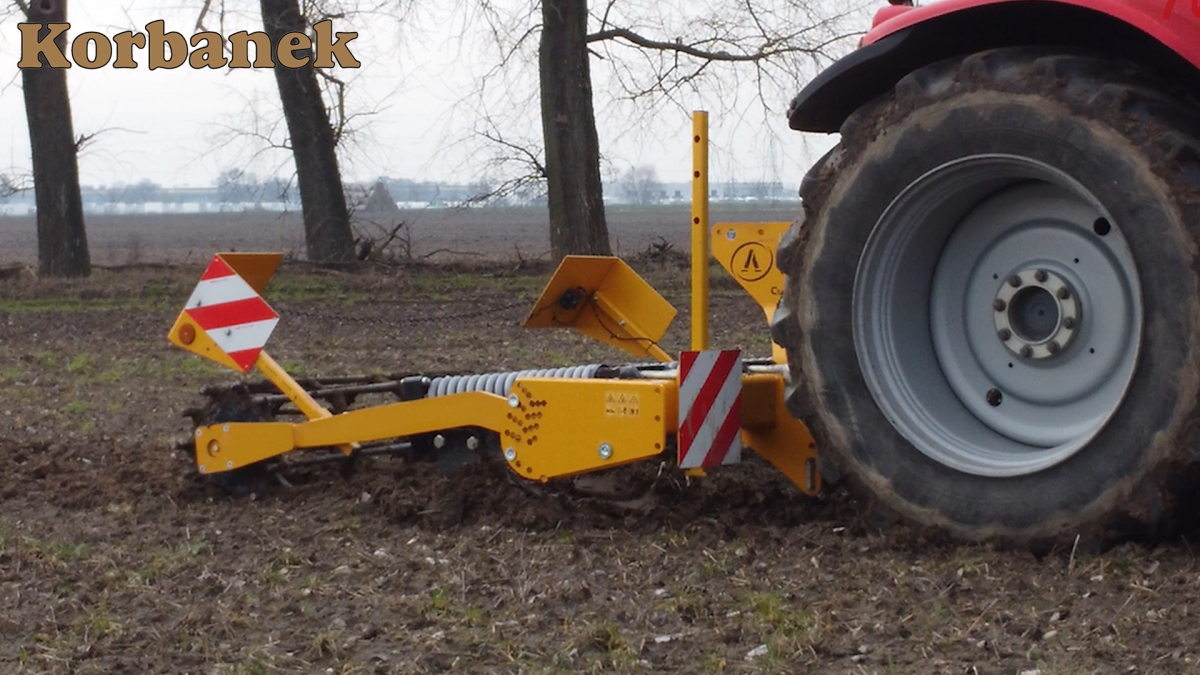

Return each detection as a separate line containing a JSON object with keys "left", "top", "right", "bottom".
{"left": 183, "top": 255, "right": 279, "bottom": 372}
{"left": 678, "top": 350, "right": 743, "bottom": 469}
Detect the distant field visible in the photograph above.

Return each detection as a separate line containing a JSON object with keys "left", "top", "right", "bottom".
{"left": 0, "top": 203, "right": 800, "bottom": 266}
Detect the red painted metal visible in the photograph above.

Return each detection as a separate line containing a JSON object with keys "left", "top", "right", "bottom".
{"left": 864, "top": 0, "right": 1200, "bottom": 69}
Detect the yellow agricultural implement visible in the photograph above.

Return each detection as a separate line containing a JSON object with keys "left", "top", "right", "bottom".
{"left": 168, "top": 113, "right": 821, "bottom": 498}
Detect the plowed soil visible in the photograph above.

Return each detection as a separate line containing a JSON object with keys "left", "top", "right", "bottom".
{"left": 3, "top": 220, "right": 1200, "bottom": 674}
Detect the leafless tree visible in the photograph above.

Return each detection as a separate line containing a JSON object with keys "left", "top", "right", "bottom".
{"left": 618, "top": 164, "right": 663, "bottom": 205}
{"left": 197, "top": 0, "right": 404, "bottom": 266}
{"left": 255, "top": 0, "right": 357, "bottom": 265}
{"left": 14, "top": 0, "right": 91, "bottom": 277}
{"left": 0, "top": 173, "right": 31, "bottom": 200}
{"left": 445, "top": 0, "right": 865, "bottom": 260}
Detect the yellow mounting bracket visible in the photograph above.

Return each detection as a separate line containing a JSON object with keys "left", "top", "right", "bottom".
{"left": 523, "top": 255, "right": 676, "bottom": 363}
{"left": 711, "top": 222, "right": 792, "bottom": 363}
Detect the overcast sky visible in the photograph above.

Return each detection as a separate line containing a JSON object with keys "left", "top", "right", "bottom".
{"left": 0, "top": 1, "right": 858, "bottom": 190}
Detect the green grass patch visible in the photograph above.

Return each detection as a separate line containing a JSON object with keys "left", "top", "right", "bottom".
{"left": 61, "top": 400, "right": 86, "bottom": 415}
{"left": 0, "top": 296, "right": 171, "bottom": 313}
{"left": 266, "top": 275, "right": 372, "bottom": 304}
{"left": 743, "top": 591, "right": 816, "bottom": 641}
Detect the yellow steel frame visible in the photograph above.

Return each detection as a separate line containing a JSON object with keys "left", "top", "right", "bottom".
{"left": 691, "top": 111, "right": 710, "bottom": 351}
{"left": 192, "top": 370, "right": 819, "bottom": 495}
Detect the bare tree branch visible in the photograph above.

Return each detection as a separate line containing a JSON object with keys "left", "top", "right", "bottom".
{"left": 195, "top": 0, "right": 215, "bottom": 31}
{"left": 0, "top": 173, "right": 31, "bottom": 199}
{"left": 461, "top": 116, "right": 548, "bottom": 205}
{"left": 587, "top": 26, "right": 824, "bottom": 62}
{"left": 74, "top": 127, "right": 144, "bottom": 154}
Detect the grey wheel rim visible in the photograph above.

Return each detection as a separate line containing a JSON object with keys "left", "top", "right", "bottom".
{"left": 853, "top": 155, "right": 1142, "bottom": 477}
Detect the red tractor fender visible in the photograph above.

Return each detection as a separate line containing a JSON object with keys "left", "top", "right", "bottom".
{"left": 790, "top": 0, "right": 1200, "bottom": 133}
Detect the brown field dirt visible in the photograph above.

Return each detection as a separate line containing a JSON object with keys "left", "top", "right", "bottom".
{"left": 0, "top": 204, "right": 799, "bottom": 267}
{"left": 2, "top": 213, "right": 1200, "bottom": 674}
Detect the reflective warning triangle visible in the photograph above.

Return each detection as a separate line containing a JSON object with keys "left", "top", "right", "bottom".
{"left": 182, "top": 255, "right": 279, "bottom": 372}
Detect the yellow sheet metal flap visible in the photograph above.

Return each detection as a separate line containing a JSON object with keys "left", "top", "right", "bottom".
{"left": 217, "top": 252, "right": 284, "bottom": 296}
{"left": 712, "top": 223, "right": 792, "bottom": 363}
{"left": 523, "top": 256, "right": 676, "bottom": 361}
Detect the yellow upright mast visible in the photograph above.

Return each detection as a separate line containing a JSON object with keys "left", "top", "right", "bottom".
{"left": 691, "top": 111, "right": 710, "bottom": 351}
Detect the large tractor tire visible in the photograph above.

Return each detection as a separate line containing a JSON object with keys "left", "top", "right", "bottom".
{"left": 772, "top": 48, "right": 1200, "bottom": 549}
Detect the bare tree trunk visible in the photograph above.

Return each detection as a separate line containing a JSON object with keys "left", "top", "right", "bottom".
{"left": 540, "top": 0, "right": 611, "bottom": 259}
{"left": 23, "top": 0, "right": 89, "bottom": 277}
{"left": 260, "top": 0, "right": 356, "bottom": 265}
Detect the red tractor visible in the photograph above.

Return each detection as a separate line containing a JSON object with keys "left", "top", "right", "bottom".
{"left": 774, "top": 0, "right": 1200, "bottom": 547}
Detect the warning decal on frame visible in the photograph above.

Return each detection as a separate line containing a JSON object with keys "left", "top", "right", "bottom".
{"left": 731, "top": 241, "right": 773, "bottom": 283}
{"left": 605, "top": 391, "right": 641, "bottom": 417}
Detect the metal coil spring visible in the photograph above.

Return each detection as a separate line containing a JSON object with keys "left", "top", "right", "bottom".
{"left": 425, "top": 364, "right": 605, "bottom": 398}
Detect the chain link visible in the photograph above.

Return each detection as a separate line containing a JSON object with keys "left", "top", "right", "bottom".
{"left": 277, "top": 298, "right": 531, "bottom": 328}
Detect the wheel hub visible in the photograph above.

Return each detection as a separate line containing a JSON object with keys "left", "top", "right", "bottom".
{"left": 994, "top": 268, "right": 1080, "bottom": 359}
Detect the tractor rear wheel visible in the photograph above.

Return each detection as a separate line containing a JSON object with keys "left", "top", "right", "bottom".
{"left": 772, "top": 49, "right": 1200, "bottom": 548}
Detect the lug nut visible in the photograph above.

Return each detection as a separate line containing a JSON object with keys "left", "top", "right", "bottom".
{"left": 1063, "top": 317, "right": 1075, "bottom": 330}
{"left": 1047, "top": 341, "right": 1061, "bottom": 355}
{"left": 1020, "top": 345, "right": 1033, "bottom": 358}
{"left": 998, "top": 328, "right": 1012, "bottom": 341}
{"left": 993, "top": 299, "right": 1007, "bottom": 312}
{"left": 1058, "top": 287, "right": 1071, "bottom": 300}
{"left": 1008, "top": 275, "right": 1022, "bottom": 288}
{"left": 1035, "top": 269, "right": 1048, "bottom": 282}
{"left": 986, "top": 389, "right": 1003, "bottom": 407}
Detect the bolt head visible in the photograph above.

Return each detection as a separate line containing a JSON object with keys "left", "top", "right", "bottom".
{"left": 1063, "top": 317, "right": 1075, "bottom": 329}
{"left": 1008, "top": 275, "right": 1022, "bottom": 288}
{"left": 199, "top": 465, "right": 207, "bottom": 473}
{"left": 1035, "top": 269, "right": 1049, "bottom": 282}
{"left": 599, "top": 443, "right": 613, "bottom": 460}
{"left": 466, "top": 436, "right": 480, "bottom": 451}
{"left": 226, "top": 460, "right": 233, "bottom": 469}
{"left": 1047, "top": 341, "right": 1061, "bottom": 354}
{"left": 507, "top": 394, "right": 520, "bottom": 408}
{"left": 222, "top": 424, "right": 230, "bottom": 433}
{"left": 1020, "top": 345, "right": 1033, "bottom": 358}
{"left": 993, "top": 299, "right": 1007, "bottom": 312}
{"left": 986, "top": 388, "right": 1002, "bottom": 407}
{"left": 432, "top": 434, "right": 446, "bottom": 449}
{"left": 997, "top": 328, "right": 1012, "bottom": 341}
{"left": 195, "top": 429, "right": 203, "bottom": 438}
{"left": 504, "top": 447, "right": 517, "bottom": 462}
{"left": 1057, "top": 287, "right": 1071, "bottom": 300}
